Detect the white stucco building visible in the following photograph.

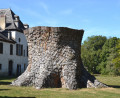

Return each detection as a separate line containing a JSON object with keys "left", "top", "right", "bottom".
{"left": 0, "top": 9, "right": 28, "bottom": 76}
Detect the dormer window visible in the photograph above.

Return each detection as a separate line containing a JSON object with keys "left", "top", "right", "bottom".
{"left": 24, "top": 24, "right": 29, "bottom": 29}
{"left": 14, "top": 15, "right": 19, "bottom": 28}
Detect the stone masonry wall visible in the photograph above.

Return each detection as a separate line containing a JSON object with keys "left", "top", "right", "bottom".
{"left": 11, "top": 26, "right": 107, "bottom": 89}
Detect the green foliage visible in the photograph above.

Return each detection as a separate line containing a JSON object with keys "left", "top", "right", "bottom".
{"left": 81, "top": 36, "right": 120, "bottom": 75}
{"left": 98, "top": 37, "right": 119, "bottom": 75}
{"left": 81, "top": 36, "right": 107, "bottom": 74}
{"left": 112, "top": 39, "right": 120, "bottom": 74}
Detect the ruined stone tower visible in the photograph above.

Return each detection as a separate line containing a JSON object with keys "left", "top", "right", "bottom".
{"left": 11, "top": 26, "right": 107, "bottom": 89}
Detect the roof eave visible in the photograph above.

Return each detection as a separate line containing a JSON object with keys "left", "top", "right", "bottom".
{"left": 0, "top": 39, "right": 16, "bottom": 44}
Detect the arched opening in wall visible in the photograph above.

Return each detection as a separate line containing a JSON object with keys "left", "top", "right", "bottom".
{"left": 51, "top": 72, "right": 62, "bottom": 88}
{"left": 44, "top": 72, "right": 62, "bottom": 88}
{"left": 17, "top": 64, "right": 21, "bottom": 76}
{"left": 8, "top": 60, "right": 13, "bottom": 76}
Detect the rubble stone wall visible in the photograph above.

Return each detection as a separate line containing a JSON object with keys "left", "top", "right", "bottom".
{"left": 24, "top": 26, "right": 83, "bottom": 89}
{"left": 11, "top": 26, "right": 107, "bottom": 89}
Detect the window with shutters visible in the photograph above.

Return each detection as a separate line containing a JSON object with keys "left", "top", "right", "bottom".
{"left": 0, "top": 43, "right": 3, "bottom": 54}
{"left": 16, "top": 44, "right": 23, "bottom": 56}
{"left": 10, "top": 44, "right": 13, "bottom": 55}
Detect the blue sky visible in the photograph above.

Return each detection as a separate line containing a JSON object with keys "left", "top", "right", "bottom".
{"left": 0, "top": 0, "right": 120, "bottom": 42}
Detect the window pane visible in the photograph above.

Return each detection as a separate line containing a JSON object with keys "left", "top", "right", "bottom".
{"left": 16, "top": 44, "right": 18, "bottom": 55}
{"left": 21, "top": 45, "right": 23, "bottom": 56}
{"left": 0, "top": 43, "right": 3, "bottom": 54}
{"left": 0, "top": 64, "right": 2, "bottom": 70}
{"left": 27, "top": 46, "right": 28, "bottom": 56}
{"left": 10, "top": 44, "right": 13, "bottom": 55}
{"left": 16, "top": 44, "right": 23, "bottom": 56}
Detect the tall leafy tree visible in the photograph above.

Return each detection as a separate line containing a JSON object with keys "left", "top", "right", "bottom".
{"left": 112, "top": 39, "right": 120, "bottom": 75}
{"left": 81, "top": 36, "right": 107, "bottom": 74}
{"left": 81, "top": 36, "right": 120, "bottom": 75}
{"left": 98, "top": 37, "right": 119, "bottom": 75}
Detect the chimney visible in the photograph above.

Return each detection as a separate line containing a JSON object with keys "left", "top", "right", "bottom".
{"left": 0, "top": 15, "right": 6, "bottom": 30}
{"left": 14, "top": 15, "right": 19, "bottom": 28}
{"left": 24, "top": 24, "right": 29, "bottom": 29}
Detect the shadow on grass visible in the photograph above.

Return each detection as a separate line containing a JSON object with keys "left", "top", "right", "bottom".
{"left": 0, "top": 89, "right": 10, "bottom": 91}
{"left": 0, "top": 76, "right": 16, "bottom": 80}
{"left": 0, "top": 96, "right": 36, "bottom": 98}
{"left": 108, "top": 85, "right": 120, "bottom": 88}
{"left": 0, "top": 82, "right": 11, "bottom": 85}
{"left": 0, "top": 76, "right": 16, "bottom": 85}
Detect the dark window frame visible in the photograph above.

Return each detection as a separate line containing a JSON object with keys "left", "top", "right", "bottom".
{"left": 0, "top": 64, "right": 2, "bottom": 70}
{"left": 0, "top": 43, "right": 3, "bottom": 54}
{"left": 10, "top": 44, "right": 13, "bottom": 55}
{"left": 16, "top": 44, "right": 23, "bottom": 56}
{"left": 27, "top": 46, "right": 28, "bottom": 57}
{"left": 21, "top": 45, "right": 23, "bottom": 56}
{"left": 17, "top": 64, "right": 21, "bottom": 76}
{"left": 18, "top": 38, "right": 21, "bottom": 42}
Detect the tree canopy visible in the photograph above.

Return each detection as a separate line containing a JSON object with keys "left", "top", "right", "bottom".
{"left": 81, "top": 36, "right": 120, "bottom": 75}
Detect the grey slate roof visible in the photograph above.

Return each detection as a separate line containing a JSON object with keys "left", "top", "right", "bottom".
{"left": 0, "top": 9, "right": 26, "bottom": 43}
{"left": 0, "top": 8, "right": 25, "bottom": 32}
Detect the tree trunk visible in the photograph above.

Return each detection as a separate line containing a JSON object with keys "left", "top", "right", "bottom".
{"left": 11, "top": 26, "right": 107, "bottom": 89}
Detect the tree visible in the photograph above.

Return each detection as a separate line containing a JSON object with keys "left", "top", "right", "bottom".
{"left": 112, "top": 39, "right": 120, "bottom": 75}
{"left": 81, "top": 36, "right": 107, "bottom": 74}
{"left": 81, "top": 36, "right": 120, "bottom": 75}
{"left": 98, "top": 37, "right": 119, "bottom": 75}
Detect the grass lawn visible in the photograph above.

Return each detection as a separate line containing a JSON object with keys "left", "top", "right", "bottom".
{"left": 0, "top": 75, "right": 120, "bottom": 98}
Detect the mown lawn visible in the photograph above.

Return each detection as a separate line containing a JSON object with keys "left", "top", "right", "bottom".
{"left": 0, "top": 75, "right": 120, "bottom": 98}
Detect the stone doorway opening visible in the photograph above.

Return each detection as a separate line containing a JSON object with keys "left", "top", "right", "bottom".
{"left": 43, "top": 72, "right": 62, "bottom": 88}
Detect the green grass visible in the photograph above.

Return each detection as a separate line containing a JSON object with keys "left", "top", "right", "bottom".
{"left": 0, "top": 75, "right": 120, "bottom": 98}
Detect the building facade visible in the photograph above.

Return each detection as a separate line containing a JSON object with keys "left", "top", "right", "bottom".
{"left": 0, "top": 9, "right": 28, "bottom": 76}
